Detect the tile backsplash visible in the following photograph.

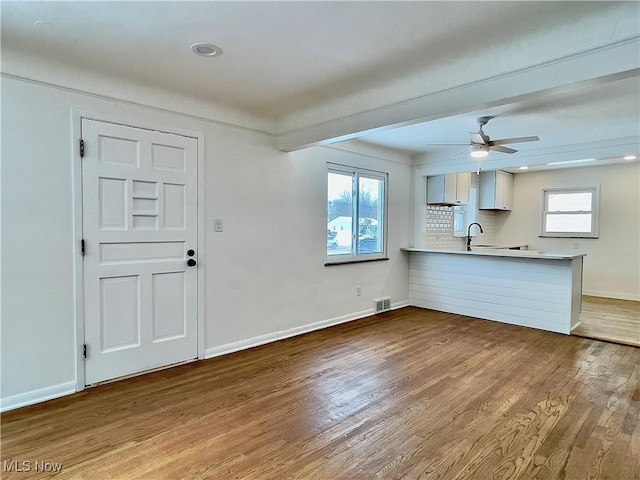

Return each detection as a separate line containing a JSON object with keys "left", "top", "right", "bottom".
{"left": 424, "top": 206, "right": 458, "bottom": 248}
{"left": 423, "top": 205, "right": 496, "bottom": 248}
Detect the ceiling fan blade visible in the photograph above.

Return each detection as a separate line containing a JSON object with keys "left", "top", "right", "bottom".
{"left": 470, "top": 133, "right": 486, "bottom": 144}
{"left": 451, "top": 148, "right": 470, "bottom": 158}
{"left": 491, "top": 136, "right": 540, "bottom": 146}
{"left": 490, "top": 145, "right": 517, "bottom": 154}
{"left": 424, "top": 143, "right": 470, "bottom": 147}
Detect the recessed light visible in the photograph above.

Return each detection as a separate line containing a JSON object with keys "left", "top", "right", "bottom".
{"left": 190, "top": 43, "right": 223, "bottom": 57}
{"left": 624, "top": 155, "right": 637, "bottom": 161}
{"left": 32, "top": 20, "right": 53, "bottom": 29}
{"left": 519, "top": 166, "right": 529, "bottom": 170}
{"left": 547, "top": 158, "right": 596, "bottom": 166}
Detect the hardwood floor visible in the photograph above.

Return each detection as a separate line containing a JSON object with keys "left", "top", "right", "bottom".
{"left": 573, "top": 296, "right": 640, "bottom": 347}
{"left": 2, "top": 307, "right": 639, "bottom": 479}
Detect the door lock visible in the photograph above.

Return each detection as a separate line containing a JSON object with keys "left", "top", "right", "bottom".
{"left": 187, "top": 249, "right": 195, "bottom": 257}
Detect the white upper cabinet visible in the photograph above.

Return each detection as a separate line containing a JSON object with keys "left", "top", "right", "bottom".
{"left": 426, "top": 172, "right": 471, "bottom": 205}
{"left": 479, "top": 170, "right": 513, "bottom": 210}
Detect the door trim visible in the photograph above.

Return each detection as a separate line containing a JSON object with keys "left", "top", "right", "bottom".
{"left": 71, "top": 109, "right": 206, "bottom": 391}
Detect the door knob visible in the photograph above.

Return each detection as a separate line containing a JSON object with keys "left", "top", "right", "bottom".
{"left": 187, "top": 259, "right": 197, "bottom": 267}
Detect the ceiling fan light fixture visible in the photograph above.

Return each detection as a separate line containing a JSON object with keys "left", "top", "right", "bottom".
{"left": 470, "top": 144, "right": 489, "bottom": 158}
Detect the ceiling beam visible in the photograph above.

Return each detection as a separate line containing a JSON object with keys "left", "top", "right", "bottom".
{"left": 277, "top": 37, "right": 640, "bottom": 152}
{"left": 413, "top": 136, "right": 640, "bottom": 176}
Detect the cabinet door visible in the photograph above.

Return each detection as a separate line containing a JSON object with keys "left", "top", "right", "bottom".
{"left": 479, "top": 170, "right": 513, "bottom": 210}
{"left": 496, "top": 170, "right": 513, "bottom": 210}
{"left": 426, "top": 175, "right": 446, "bottom": 204}
{"left": 455, "top": 172, "right": 471, "bottom": 205}
{"left": 478, "top": 171, "right": 496, "bottom": 209}
{"left": 427, "top": 173, "right": 471, "bottom": 205}
{"left": 443, "top": 174, "right": 458, "bottom": 204}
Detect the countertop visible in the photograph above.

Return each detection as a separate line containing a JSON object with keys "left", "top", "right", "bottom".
{"left": 401, "top": 247, "right": 586, "bottom": 260}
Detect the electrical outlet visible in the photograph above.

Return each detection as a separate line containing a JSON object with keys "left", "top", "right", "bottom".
{"left": 214, "top": 219, "right": 224, "bottom": 232}
{"left": 356, "top": 286, "right": 362, "bottom": 296}
{"left": 573, "top": 242, "right": 579, "bottom": 250}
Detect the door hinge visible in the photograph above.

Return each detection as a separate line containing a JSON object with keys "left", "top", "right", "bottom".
{"left": 81, "top": 239, "right": 85, "bottom": 256}
{"left": 82, "top": 344, "right": 87, "bottom": 360}
{"left": 79, "top": 139, "right": 85, "bottom": 158}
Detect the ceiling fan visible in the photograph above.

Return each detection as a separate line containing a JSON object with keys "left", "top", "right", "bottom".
{"left": 426, "top": 116, "right": 540, "bottom": 158}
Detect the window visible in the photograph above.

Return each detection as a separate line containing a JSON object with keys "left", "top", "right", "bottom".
{"left": 327, "top": 164, "right": 387, "bottom": 263}
{"left": 453, "top": 186, "right": 478, "bottom": 237}
{"left": 541, "top": 186, "right": 599, "bottom": 238}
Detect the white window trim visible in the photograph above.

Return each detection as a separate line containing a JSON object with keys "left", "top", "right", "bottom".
{"left": 540, "top": 186, "right": 599, "bottom": 238}
{"left": 326, "top": 163, "right": 389, "bottom": 265}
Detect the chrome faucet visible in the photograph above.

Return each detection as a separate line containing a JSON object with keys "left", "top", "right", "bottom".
{"left": 466, "top": 223, "right": 484, "bottom": 251}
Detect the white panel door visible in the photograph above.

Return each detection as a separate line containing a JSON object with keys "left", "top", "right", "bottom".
{"left": 82, "top": 119, "right": 198, "bottom": 385}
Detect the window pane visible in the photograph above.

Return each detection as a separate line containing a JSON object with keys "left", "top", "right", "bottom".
{"left": 453, "top": 207, "right": 465, "bottom": 234}
{"left": 358, "top": 176, "right": 383, "bottom": 254}
{"left": 327, "top": 172, "right": 353, "bottom": 256}
{"left": 541, "top": 187, "right": 598, "bottom": 237}
{"left": 453, "top": 186, "right": 477, "bottom": 237}
{"left": 546, "top": 213, "right": 593, "bottom": 232}
{"left": 547, "top": 192, "right": 592, "bottom": 212}
{"left": 326, "top": 165, "right": 387, "bottom": 262}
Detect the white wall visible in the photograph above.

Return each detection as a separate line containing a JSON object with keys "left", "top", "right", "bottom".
{"left": 1, "top": 75, "right": 412, "bottom": 409}
{"left": 495, "top": 163, "right": 640, "bottom": 300}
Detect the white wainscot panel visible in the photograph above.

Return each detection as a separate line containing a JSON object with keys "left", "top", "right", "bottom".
{"left": 407, "top": 251, "right": 580, "bottom": 335}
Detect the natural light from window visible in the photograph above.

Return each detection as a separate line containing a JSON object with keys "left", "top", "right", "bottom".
{"left": 542, "top": 187, "right": 598, "bottom": 237}
{"left": 327, "top": 165, "right": 387, "bottom": 263}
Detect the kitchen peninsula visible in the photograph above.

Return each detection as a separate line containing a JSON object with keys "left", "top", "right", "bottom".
{"left": 402, "top": 248, "right": 586, "bottom": 335}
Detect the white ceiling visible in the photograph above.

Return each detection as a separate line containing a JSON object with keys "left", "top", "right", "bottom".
{"left": 359, "top": 73, "right": 640, "bottom": 169}
{"left": 2, "top": 1, "right": 639, "bottom": 168}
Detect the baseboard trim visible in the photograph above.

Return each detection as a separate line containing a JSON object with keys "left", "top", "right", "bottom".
{"left": 3, "top": 303, "right": 411, "bottom": 411}
{"left": 205, "top": 301, "right": 409, "bottom": 360}
{"left": 204, "top": 332, "right": 279, "bottom": 359}
{"left": 390, "top": 300, "right": 410, "bottom": 311}
{"left": 583, "top": 290, "right": 640, "bottom": 302}
{"left": 1, "top": 381, "right": 77, "bottom": 413}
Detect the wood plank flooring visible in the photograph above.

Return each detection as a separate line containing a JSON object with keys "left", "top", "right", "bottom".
{"left": 2, "top": 307, "right": 639, "bottom": 479}
{"left": 573, "top": 296, "right": 640, "bottom": 347}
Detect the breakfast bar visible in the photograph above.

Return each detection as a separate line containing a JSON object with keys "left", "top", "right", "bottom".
{"left": 402, "top": 248, "right": 586, "bottom": 335}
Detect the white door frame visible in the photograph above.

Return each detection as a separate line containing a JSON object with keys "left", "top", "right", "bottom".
{"left": 71, "top": 109, "right": 206, "bottom": 391}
